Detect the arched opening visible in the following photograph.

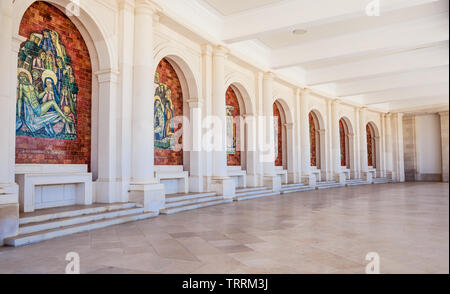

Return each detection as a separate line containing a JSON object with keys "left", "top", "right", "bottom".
{"left": 15, "top": 1, "right": 93, "bottom": 210}
{"left": 339, "top": 118, "right": 352, "bottom": 169}
{"left": 309, "top": 111, "right": 321, "bottom": 169}
{"left": 367, "top": 123, "right": 376, "bottom": 168}
{"left": 153, "top": 56, "right": 195, "bottom": 194}
{"left": 226, "top": 86, "right": 242, "bottom": 168}
{"left": 273, "top": 101, "right": 285, "bottom": 168}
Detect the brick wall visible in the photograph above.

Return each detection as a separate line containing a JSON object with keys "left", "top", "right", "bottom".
{"left": 154, "top": 58, "right": 184, "bottom": 166}
{"left": 16, "top": 1, "right": 92, "bottom": 168}
{"left": 226, "top": 86, "right": 241, "bottom": 166}
{"left": 274, "top": 103, "right": 283, "bottom": 167}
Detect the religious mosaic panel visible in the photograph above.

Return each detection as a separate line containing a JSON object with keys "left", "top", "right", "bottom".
{"left": 340, "top": 119, "right": 347, "bottom": 167}
{"left": 273, "top": 103, "right": 283, "bottom": 167}
{"left": 16, "top": 1, "right": 92, "bottom": 167}
{"left": 367, "top": 124, "right": 374, "bottom": 167}
{"left": 154, "top": 59, "right": 183, "bottom": 166}
{"left": 17, "top": 29, "right": 78, "bottom": 140}
{"left": 309, "top": 112, "right": 317, "bottom": 167}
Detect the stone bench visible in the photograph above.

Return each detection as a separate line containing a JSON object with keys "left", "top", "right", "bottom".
{"left": 227, "top": 166, "right": 247, "bottom": 188}
{"left": 155, "top": 166, "right": 189, "bottom": 194}
{"left": 15, "top": 164, "right": 92, "bottom": 213}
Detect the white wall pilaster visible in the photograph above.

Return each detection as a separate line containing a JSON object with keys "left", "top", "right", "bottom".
{"left": 129, "top": 0, "right": 164, "bottom": 212}
{"left": 188, "top": 98, "right": 204, "bottom": 192}
{"left": 359, "top": 107, "right": 370, "bottom": 181}
{"left": 439, "top": 111, "right": 449, "bottom": 182}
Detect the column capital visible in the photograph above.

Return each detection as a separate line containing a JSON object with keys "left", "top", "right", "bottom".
{"left": 439, "top": 111, "right": 449, "bottom": 117}
{"left": 187, "top": 98, "right": 203, "bottom": 108}
{"left": 332, "top": 98, "right": 342, "bottom": 105}
{"left": 119, "top": 0, "right": 135, "bottom": 11}
{"left": 135, "top": 0, "right": 162, "bottom": 15}
{"left": 285, "top": 122, "right": 295, "bottom": 129}
{"left": 202, "top": 44, "right": 213, "bottom": 57}
{"left": 12, "top": 34, "right": 27, "bottom": 53}
{"left": 213, "top": 45, "right": 230, "bottom": 58}
{"left": 360, "top": 106, "right": 369, "bottom": 113}
{"left": 263, "top": 72, "right": 276, "bottom": 81}
{"left": 95, "top": 69, "right": 120, "bottom": 84}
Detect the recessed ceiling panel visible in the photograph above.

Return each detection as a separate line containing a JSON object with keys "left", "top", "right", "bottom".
{"left": 202, "top": 0, "right": 285, "bottom": 16}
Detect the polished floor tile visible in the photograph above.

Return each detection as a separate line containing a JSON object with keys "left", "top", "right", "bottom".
{"left": 0, "top": 183, "right": 448, "bottom": 274}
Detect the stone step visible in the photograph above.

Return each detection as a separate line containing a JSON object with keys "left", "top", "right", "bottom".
{"left": 235, "top": 189, "right": 274, "bottom": 197}
{"left": 19, "top": 203, "right": 140, "bottom": 225}
{"left": 5, "top": 211, "right": 158, "bottom": 247}
{"left": 281, "top": 186, "right": 315, "bottom": 194}
{"left": 282, "top": 183, "right": 308, "bottom": 189}
{"left": 316, "top": 182, "right": 344, "bottom": 190}
{"left": 345, "top": 180, "right": 369, "bottom": 187}
{"left": 373, "top": 178, "right": 393, "bottom": 184}
{"left": 235, "top": 187, "right": 268, "bottom": 193}
{"left": 165, "top": 195, "right": 224, "bottom": 208}
{"left": 234, "top": 191, "right": 281, "bottom": 202}
{"left": 161, "top": 199, "right": 233, "bottom": 215}
{"left": 19, "top": 207, "right": 146, "bottom": 235}
{"left": 165, "top": 192, "right": 217, "bottom": 203}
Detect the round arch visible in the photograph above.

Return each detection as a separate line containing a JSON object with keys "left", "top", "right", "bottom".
{"left": 339, "top": 116, "right": 355, "bottom": 171}
{"left": 367, "top": 121, "right": 381, "bottom": 173}
{"left": 309, "top": 109, "right": 326, "bottom": 171}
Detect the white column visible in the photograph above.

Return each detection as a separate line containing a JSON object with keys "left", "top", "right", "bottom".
{"left": 262, "top": 73, "right": 281, "bottom": 191}
{"left": 286, "top": 122, "right": 297, "bottom": 184}
{"left": 129, "top": 0, "right": 164, "bottom": 212}
{"left": 95, "top": 70, "right": 121, "bottom": 203}
{"left": 385, "top": 113, "right": 393, "bottom": 179}
{"left": 391, "top": 113, "right": 405, "bottom": 182}
{"left": 255, "top": 72, "right": 264, "bottom": 186}
{"left": 201, "top": 45, "right": 213, "bottom": 190}
{"left": 359, "top": 107, "right": 371, "bottom": 182}
{"left": 331, "top": 99, "right": 345, "bottom": 183}
{"left": 439, "top": 112, "right": 449, "bottom": 182}
{"left": 245, "top": 113, "right": 259, "bottom": 187}
{"left": 295, "top": 88, "right": 303, "bottom": 183}
{"left": 326, "top": 99, "right": 334, "bottom": 181}
{"left": 210, "top": 46, "right": 235, "bottom": 198}
{"left": 0, "top": 1, "right": 20, "bottom": 244}
{"left": 380, "top": 114, "right": 387, "bottom": 178}
{"left": 354, "top": 107, "right": 361, "bottom": 179}
{"left": 188, "top": 98, "right": 204, "bottom": 192}
{"left": 300, "top": 89, "right": 316, "bottom": 186}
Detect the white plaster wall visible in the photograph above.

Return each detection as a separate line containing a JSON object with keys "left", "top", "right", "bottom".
{"left": 415, "top": 114, "right": 443, "bottom": 175}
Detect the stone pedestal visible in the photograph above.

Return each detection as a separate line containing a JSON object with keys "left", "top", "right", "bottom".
{"left": 302, "top": 174, "right": 317, "bottom": 187}
{"left": 0, "top": 184, "right": 19, "bottom": 246}
{"left": 129, "top": 183, "right": 165, "bottom": 213}
{"left": 362, "top": 171, "right": 374, "bottom": 184}
{"left": 211, "top": 177, "right": 235, "bottom": 199}
{"left": 334, "top": 172, "right": 347, "bottom": 185}
{"left": 264, "top": 175, "right": 282, "bottom": 192}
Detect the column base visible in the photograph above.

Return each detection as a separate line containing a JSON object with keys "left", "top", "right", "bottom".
{"left": 0, "top": 184, "right": 19, "bottom": 246}
{"left": 94, "top": 180, "right": 129, "bottom": 204}
{"left": 288, "top": 172, "right": 299, "bottom": 185}
{"left": 189, "top": 175, "right": 204, "bottom": 193}
{"left": 362, "top": 171, "right": 374, "bottom": 184}
{"left": 246, "top": 174, "right": 260, "bottom": 188}
{"left": 334, "top": 172, "right": 347, "bottom": 185}
{"left": 302, "top": 174, "right": 317, "bottom": 187}
{"left": 264, "top": 174, "right": 282, "bottom": 192}
{"left": 129, "top": 183, "right": 165, "bottom": 213}
{"left": 211, "top": 177, "right": 235, "bottom": 199}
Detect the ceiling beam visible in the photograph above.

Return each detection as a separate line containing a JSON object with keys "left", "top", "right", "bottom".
{"left": 222, "top": 0, "right": 440, "bottom": 43}
{"left": 271, "top": 15, "right": 448, "bottom": 69}
{"left": 307, "top": 44, "right": 449, "bottom": 85}
{"left": 353, "top": 83, "right": 450, "bottom": 105}
{"left": 337, "top": 67, "right": 449, "bottom": 96}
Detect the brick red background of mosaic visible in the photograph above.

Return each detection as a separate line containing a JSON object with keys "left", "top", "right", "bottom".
{"left": 154, "top": 58, "right": 184, "bottom": 166}
{"left": 309, "top": 112, "right": 317, "bottom": 167}
{"left": 340, "top": 119, "right": 347, "bottom": 167}
{"left": 226, "top": 86, "right": 241, "bottom": 166}
{"left": 16, "top": 1, "right": 92, "bottom": 168}
{"left": 274, "top": 103, "right": 283, "bottom": 167}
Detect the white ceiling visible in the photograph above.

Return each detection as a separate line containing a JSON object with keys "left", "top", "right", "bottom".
{"left": 194, "top": 0, "right": 449, "bottom": 112}
{"left": 201, "top": 0, "right": 285, "bottom": 16}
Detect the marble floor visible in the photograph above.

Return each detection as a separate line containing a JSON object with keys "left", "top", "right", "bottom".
{"left": 0, "top": 182, "right": 448, "bottom": 274}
